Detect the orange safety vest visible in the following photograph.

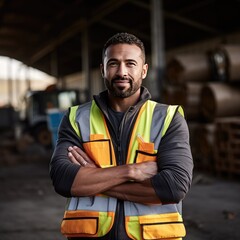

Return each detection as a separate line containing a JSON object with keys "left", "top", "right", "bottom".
{"left": 61, "top": 100, "right": 186, "bottom": 240}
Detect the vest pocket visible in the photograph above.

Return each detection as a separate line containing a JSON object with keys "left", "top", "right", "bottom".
{"left": 83, "top": 139, "right": 113, "bottom": 167}
{"left": 139, "top": 213, "right": 186, "bottom": 239}
{"left": 134, "top": 150, "right": 157, "bottom": 163}
{"left": 134, "top": 138, "right": 157, "bottom": 163}
{"left": 61, "top": 211, "right": 98, "bottom": 237}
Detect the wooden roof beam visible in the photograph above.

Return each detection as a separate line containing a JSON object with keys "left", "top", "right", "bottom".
{"left": 130, "top": 0, "right": 220, "bottom": 35}
{"left": 28, "top": 0, "right": 130, "bottom": 65}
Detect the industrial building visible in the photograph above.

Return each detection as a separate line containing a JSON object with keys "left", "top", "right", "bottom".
{"left": 0, "top": 1, "right": 240, "bottom": 239}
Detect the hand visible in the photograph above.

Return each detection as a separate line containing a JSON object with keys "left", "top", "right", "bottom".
{"left": 68, "top": 146, "right": 97, "bottom": 168}
{"left": 130, "top": 161, "right": 158, "bottom": 182}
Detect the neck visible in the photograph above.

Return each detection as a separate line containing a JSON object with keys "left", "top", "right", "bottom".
{"left": 108, "top": 90, "right": 140, "bottom": 112}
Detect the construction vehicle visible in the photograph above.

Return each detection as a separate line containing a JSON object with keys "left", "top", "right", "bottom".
{"left": 20, "top": 85, "right": 84, "bottom": 148}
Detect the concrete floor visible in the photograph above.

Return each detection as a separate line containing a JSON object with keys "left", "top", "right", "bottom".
{"left": 0, "top": 156, "right": 240, "bottom": 240}
{"left": 183, "top": 172, "right": 240, "bottom": 240}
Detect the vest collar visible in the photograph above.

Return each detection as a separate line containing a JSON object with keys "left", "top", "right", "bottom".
{"left": 93, "top": 86, "right": 151, "bottom": 115}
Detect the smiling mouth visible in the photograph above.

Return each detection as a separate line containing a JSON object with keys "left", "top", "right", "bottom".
{"left": 114, "top": 80, "right": 129, "bottom": 83}
{"left": 113, "top": 80, "right": 130, "bottom": 87}
{"left": 113, "top": 77, "right": 130, "bottom": 83}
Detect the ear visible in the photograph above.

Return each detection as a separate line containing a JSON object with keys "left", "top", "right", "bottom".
{"left": 142, "top": 63, "right": 148, "bottom": 79}
{"left": 100, "top": 64, "right": 104, "bottom": 77}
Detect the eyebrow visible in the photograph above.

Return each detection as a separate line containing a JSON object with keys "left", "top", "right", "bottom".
{"left": 107, "top": 58, "right": 138, "bottom": 64}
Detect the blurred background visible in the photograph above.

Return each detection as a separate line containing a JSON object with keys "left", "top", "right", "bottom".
{"left": 0, "top": 0, "right": 240, "bottom": 239}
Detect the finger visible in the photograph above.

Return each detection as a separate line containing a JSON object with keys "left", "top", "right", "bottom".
{"left": 68, "top": 152, "right": 80, "bottom": 165}
{"left": 71, "top": 152, "right": 88, "bottom": 166}
{"left": 69, "top": 146, "right": 97, "bottom": 167}
{"left": 73, "top": 146, "right": 90, "bottom": 159}
{"left": 73, "top": 146, "right": 95, "bottom": 164}
{"left": 68, "top": 146, "right": 90, "bottom": 167}
{"left": 70, "top": 148, "right": 81, "bottom": 159}
{"left": 72, "top": 151, "right": 87, "bottom": 166}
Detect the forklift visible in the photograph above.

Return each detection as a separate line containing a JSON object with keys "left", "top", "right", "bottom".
{"left": 21, "top": 87, "right": 83, "bottom": 148}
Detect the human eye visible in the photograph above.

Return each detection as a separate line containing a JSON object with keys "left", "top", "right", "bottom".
{"left": 107, "top": 60, "right": 118, "bottom": 67}
{"left": 127, "top": 61, "right": 137, "bottom": 67}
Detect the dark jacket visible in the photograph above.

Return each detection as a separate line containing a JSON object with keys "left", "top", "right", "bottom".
{"left": 49, "top": 86, "right": 193, "bottom": 239}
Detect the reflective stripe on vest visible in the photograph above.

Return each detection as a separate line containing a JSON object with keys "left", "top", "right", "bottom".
{"left": 63, "top": 100, "right": 186, "bottom": 239}
{"left": 62, "top": 102, "right": 117, "bottom": 237}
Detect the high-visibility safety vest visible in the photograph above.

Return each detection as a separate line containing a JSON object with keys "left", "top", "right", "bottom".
{"left": 61, "top": 100, "right": 186, "bottom": 240}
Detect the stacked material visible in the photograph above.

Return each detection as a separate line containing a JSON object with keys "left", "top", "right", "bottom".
{"left": 164, "top": 44, "right": 240, "bottom": 175}
{"left": 201, "top": 83, "right": 240, "bottom": 122}
{"left": 214, "top": 117, "right": 240, "bottom": 176}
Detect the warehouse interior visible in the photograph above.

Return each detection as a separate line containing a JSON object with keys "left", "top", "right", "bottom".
{"left": 0, "top": 0, "right": 240, "bottom": 239}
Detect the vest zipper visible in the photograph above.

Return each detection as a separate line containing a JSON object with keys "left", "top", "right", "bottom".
{"left": 117, "top": 108, "right": 129, "bottom": 165}
{"left": 114, "top": 122, "right": 123, "bottom": 239}
{"left": 114, "top": 109, "right": 131, "bottom": 239}
{"left": 106, "top": 108, "right": 132, "bottom": 239}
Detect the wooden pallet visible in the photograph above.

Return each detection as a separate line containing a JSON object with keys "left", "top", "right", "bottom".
{"left": 214, "top": 117, "right": 240, "bottom": 176}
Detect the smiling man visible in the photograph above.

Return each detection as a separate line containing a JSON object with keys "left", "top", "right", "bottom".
{"left": 50, "top": 32, "right": 193, "bottom": 240}
{"left": 103, "top": 43, "right": 146, "bottom": 100}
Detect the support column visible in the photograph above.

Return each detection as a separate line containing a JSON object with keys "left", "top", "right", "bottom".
{"left": 82, "top": 29, "right": 91, "bottom": 101}
{"left": 15, "top": 64, "right": 23, "bottom": 109}
{"left": 150, "top": 0, "right": 165, "bottom": 101}
{"left": 51, "top": 50, "right": 59, "bottom": 87}
{"left": 7, "top": 58, "right": 13, "bottom": 106}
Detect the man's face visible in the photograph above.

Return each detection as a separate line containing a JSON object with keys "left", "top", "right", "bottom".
{"left": 102, "top": 44, "right": 148, "bottom": 98}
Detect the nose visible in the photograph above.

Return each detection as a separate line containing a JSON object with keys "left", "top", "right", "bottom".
{"left": 116, "top": 63, "right": 127, "bottom": 77}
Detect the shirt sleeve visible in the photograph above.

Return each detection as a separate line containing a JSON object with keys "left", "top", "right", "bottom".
{"left": 151, "top": 111, "right": 193, "bottom": 204}
{"left": 49, "top": 109, "right": 81, "bottom": 197}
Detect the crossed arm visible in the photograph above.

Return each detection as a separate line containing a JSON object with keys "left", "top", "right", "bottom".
{"left": 50, "top": 112, "right": 192, "bottom": 204}
{"left": 68, "top": 146, "right": 161, "bottom": 204}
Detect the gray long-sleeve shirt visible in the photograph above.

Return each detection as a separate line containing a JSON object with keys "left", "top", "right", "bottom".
{"left": 50, "top": 87, "right": 193, "bottom": 202}
{"left": 49, "top": 87, "right": 193, "bottom": 239}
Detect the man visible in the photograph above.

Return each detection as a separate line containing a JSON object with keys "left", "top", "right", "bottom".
{"left": 50, "top": 32, "right": 193, "bottom": 240}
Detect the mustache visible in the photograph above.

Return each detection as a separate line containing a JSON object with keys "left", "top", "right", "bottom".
{"left": 112, "top": 76, "right": 131, "bottom": 81}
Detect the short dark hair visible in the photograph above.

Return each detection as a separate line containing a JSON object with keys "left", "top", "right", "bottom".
{"left": 102, "top": 32, "right": 146, "bottom": 63}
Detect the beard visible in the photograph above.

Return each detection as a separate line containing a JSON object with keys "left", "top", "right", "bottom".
{"left": 104, "top": 76, "right": 141, "bottom": 98}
